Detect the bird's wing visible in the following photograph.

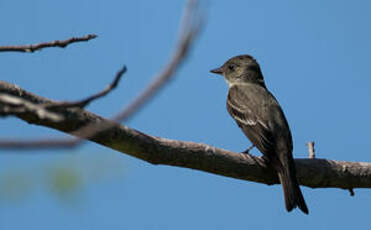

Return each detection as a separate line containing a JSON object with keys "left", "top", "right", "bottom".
{"left": 226, "top": 84, "right": 275, "bottom": 155}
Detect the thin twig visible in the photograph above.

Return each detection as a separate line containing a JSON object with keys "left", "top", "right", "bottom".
{"left": 45, "top": 66, "right": 127, "bottom": 109}
{"left": 0, "top": 65, "right": 127, "bottom": 149}
{"left": 0, "top": 65, "right": 126, "bottom": 122}
{"left": 0, "top": 34, "right": 97, "bottom": 53}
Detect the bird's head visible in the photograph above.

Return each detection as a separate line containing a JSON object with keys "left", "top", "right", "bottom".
{"left": 210, "top": 55, "right": 265, "bottom": 87}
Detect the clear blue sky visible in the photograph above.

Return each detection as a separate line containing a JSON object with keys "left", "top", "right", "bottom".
{"left": 1, "top": 0, "right": 371, "bottom": 229}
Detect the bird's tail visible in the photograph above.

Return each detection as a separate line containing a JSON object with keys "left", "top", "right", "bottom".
{"left": 274, "top": 158, "right": 309, "bottom": 214}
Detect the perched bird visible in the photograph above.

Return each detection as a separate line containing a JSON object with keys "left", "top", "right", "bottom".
{"left": 210, "top": 55, "right": 308, "bottom": 214}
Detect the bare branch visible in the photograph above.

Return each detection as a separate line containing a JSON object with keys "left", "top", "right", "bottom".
{"left": 1, "top": 80, "right": 371, "bottom": 190}
{"left": 0, "top": 64, "right": 127, "bottom": 149}
{"left": 0, "top": 0, "right": 202, "bottom": 149}
{"left": 0, "top": 34, "right": 97, "bottom": 53}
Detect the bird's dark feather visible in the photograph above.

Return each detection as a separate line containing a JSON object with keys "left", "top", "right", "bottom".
{"left": 227, "top": 84, "right": 278, "bottom": 157}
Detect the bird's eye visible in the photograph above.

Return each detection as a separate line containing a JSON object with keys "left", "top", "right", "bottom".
{"left": 228, "top": 64, "right": 235, "bottom": 71}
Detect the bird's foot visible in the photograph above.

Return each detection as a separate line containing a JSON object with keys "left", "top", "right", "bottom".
{"left": 241, "top": 145, "right": 255, "bottom": 154}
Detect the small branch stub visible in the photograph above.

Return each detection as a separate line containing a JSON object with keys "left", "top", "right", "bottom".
{"left": 307, "top": 141, "right": 315, "bottom": 159}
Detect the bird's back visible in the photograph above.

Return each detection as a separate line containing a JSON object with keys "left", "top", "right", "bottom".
{"left": 227, "top": 83, "right": 293, "bottom": 158}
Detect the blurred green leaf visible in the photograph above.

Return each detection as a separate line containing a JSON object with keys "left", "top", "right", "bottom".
{"left": 48, "top": 167, "right": 82, "bottom": 200}
{"left": 0, "top": 151, "right": 127, "bottom": 204}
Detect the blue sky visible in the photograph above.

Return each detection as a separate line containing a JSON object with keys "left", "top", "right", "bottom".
{"left": 1, "top": 0, "right": 371, "bottom": 229}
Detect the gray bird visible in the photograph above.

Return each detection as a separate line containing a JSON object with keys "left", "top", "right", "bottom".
{"left": 210, "top": 55, "right": 308, "bottom": 214}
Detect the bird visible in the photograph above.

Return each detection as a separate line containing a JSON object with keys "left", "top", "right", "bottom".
{"left": 210, "top": 54, "right": 308, "bottom": 214}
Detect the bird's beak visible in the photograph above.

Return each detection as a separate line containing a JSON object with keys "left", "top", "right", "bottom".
{"left": 210, "top": 67, "right": 223, "bottom": 75}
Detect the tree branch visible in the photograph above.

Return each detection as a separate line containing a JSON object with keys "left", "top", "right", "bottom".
{"left": 1, "top": 81, "right": 371, "bottom": 190}
{"left": 0, "top": 34, "right": 97, "bottom": 53}
{"left": 0, "top": 66, "right": 127, "bottom": 148}
{"left": 0, "top": 0, "right": 202, "bottom": 149}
